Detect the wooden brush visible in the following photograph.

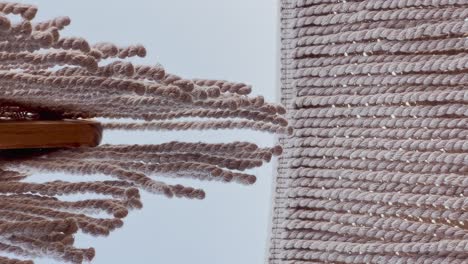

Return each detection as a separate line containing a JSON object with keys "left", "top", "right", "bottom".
{"left": 0, "top": 120, "right": 102, "bottom": 149}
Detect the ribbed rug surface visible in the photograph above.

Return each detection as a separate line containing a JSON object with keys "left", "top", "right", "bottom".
{"left": 269, "top": 0, "right": 468, "bottom": 263}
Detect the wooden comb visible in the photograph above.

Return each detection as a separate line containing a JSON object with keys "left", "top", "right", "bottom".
{"left": 0, "top": 120, "right": 102, "bottom": 149}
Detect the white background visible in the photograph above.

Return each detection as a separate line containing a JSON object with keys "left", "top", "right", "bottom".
{"left": 13, "top": 1, "right": 279, "bottom": 263}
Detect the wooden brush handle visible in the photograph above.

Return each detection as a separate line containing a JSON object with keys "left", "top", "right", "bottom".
{"left": 0, "top": 119, "right": 102, "bottom": 149}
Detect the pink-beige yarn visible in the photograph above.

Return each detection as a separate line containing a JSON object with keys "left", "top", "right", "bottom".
{"left": 0, "top": 2, "right": 288, "bottom": 264}
{"left": 269, "top": 0, "right": 467, "bottom": 263}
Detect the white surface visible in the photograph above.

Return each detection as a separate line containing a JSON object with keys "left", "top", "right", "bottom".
{"left": 14, "top": 1, "right": 279, "bottom": 263}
